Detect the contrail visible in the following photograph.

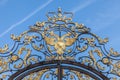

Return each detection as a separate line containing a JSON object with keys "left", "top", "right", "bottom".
{"left": 0, "top": 0, "right": 53, "bottom": 37}
{"left": 72, "top": 0, "right": 95, "bottom": 13}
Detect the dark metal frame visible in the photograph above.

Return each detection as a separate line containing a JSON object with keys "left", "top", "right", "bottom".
{"left": 9, "top": 60, "right": 108, "bottom": 80}
{"left": 0, "top": 8, "right": 120, "bottom": 80}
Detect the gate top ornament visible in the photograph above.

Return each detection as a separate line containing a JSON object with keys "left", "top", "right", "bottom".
{"left": 0, "top": 8, "right": 120, "bottom": 80}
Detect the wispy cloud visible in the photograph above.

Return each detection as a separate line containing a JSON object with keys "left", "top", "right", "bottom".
{"left": 0, "top": 0, "right": 53, "bottom": 38}
{"left": 91, "top": 3, "right": 120, "bottom": 32}
{"left": 71, "top": 0, "right": 95, "bottom": 13}
{"left": 95, "top": 15, "right": 120, "bottom": 32}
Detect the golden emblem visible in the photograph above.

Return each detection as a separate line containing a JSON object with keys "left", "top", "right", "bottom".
{"left": 43, "top": 31, "right": 77, "bottom": 55}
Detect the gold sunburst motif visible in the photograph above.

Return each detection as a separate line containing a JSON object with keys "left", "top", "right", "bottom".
{"left": 43, "top": 31, "right": 77, "bottom": 55}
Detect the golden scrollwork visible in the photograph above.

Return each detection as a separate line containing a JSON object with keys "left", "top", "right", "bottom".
{"left": 77, "top": 45, "right": 88, "bottom": 52}
{"left": 13, "top": 46, "right": 32, "bottom": 67}
{"left": 71, "top": 70, "right": 95, "bottom": 80}
{"left": 47, "top": 8, "right": 72, "bottom": 23}
{"left": 0, "top": 58, "right": 9, "bottom": 73}
{"left": 11, "top": 55, "right": 18, "bottom": 61}
{"left": 24, "top": 35, "right": 38, "bottom": 45}
{"left": 110, "top": 61, "right": 120, "bottom": 77}
{"left": 94, "top": 49, "right": 103, "bottom": 58}
{"left": 88, "top": 49, "right": 105, "bottom": 70}
{"left": 36, "top": 22, "right": 45, "bottom": 27}
{"left": 91, "top": 34, "right": 109, "bottom": 44}
{"left": 11, "top": 31, "right": 27, "bottom": 41}
{"left": 0, "top": 8, "right": 120, "bottom": 80}
{"left": 109, "top": 48, "right": 120, "bottom": 56}
{"left": 88, "top": 50, "right": 96, "bottom": 65}
{"left": 0, "top": 44, "right": 9, "bottom": 53}
{"left": 75, "top": 23, "right": 84, "bottom": 29}
{"left": 102, "top": 57, "right": 110, "bottom": 64}
{"left": 98, "top": 37, "right": 109, "bottom": 44}
{"left": 85, "top": 38, "right": 95, "bottom": 47}
{"left": 22, "top": 69, "right": 48, "bottom": 80}
{"left": 32, "top": 43, "right": 43, "bottom": 51}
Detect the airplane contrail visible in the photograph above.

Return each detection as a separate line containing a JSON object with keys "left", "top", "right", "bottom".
{"left": 0, "top": 0, "right": 53, "bottom": 37}
{"left": 72, "top": 0, "right": 95, "bottom": 13}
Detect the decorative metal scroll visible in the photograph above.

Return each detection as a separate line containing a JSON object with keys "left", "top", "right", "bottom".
{"left": 0, "top": 8, "right": 120, "bottom": 80}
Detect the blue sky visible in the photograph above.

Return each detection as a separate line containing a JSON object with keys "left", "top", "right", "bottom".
{"left": 0, "top": 0, "right": 120, "bottom": 52}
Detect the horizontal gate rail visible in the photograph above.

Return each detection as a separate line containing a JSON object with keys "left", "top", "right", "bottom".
{"left": 9, "top": 60, "right": 109, "bottom": 80}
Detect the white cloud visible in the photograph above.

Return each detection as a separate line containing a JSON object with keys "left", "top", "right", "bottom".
{"left": 0, "top": 0, "right": 53, "bottom": 38}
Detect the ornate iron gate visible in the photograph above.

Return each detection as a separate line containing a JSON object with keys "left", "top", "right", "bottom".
{"left": 0, "top": 8, "right": 120, "bottom": 80}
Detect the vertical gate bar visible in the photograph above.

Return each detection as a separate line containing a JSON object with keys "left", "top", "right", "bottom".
{"left": 58, "top": 62, "right": 63, "bottom": 80}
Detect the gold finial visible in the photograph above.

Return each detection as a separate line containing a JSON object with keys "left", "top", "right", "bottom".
{"left": 58, "top": 7, "right": 62, "bottom": 13}
{"left": 46, "top": 8, "right": 73, "bottom": 22}
{"left": 58, "top": 7, "right": 62, "bottom": 17}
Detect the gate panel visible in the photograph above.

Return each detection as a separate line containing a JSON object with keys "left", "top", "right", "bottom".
{"left": 9, "top": 60, "right": 108, "bottom": 80}
{"left": 0, "top": 8, "right": 119, "bottom": 80}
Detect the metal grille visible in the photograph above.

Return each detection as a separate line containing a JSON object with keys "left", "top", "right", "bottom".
{"left": 0, "top": 8, "right": 119, "bottom": 80}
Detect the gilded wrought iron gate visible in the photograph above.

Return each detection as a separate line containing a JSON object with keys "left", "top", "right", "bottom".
{"left": 0, "top": 8, "right": 120, "bottom": 80}
{"left": 9, "top": 60, "right": 108, "bottom": 80}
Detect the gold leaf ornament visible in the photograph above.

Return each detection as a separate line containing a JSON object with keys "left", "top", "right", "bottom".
{"left": 0, "top": 60, "right": 3, "bottom": 66}
{"left": 11, "top": 55, "right": 18, "bottom": 61}
{"left": 102, "top": 57, "right": 110, "bottom": 64}
{"left": 43, "top": 31, "right": 77, "bottom": 55}
{"left": 0, "top": 44, "right": 9, "bottom": 53}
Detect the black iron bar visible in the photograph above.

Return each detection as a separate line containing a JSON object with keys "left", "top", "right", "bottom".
{"left": 58, "top": 62, "right": 63, "bottom": 80}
